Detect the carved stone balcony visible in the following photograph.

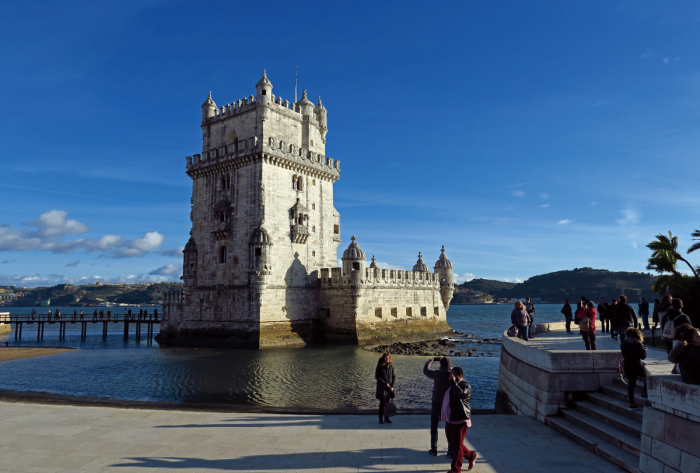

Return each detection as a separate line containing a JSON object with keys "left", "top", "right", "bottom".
{"left": 291, "top": 224, "right": 309, "bottom": 244}
{"left": 211, "top": 221, "right": 230, "bottom": 240}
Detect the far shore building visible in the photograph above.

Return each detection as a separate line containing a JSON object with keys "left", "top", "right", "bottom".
{"left": 158, "top": 72, "right": 455, "bottom": 348}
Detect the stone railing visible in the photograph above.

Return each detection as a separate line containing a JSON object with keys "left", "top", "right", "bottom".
{"left": 497, "top": 321, "right": 622, "bottom": 422}
{"left": 640, "top": 376, "right": 700, "bottom": 473}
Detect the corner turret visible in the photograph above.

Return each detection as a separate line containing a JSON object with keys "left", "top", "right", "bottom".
{"left": 201, "top": 92, "right": 217, "bottom": 123}
{"left": 314, "top": 96, "right": 328, "bottom": 143}
{"left": 413, "top": 252, "right": 429, "bottom": 272}
{"left": 256, "top": 70, "right": 273, "bottom": 106}
{"left": 342, "top": 235, "right": 366, "bottom": 283}
{"left": 433, "top": 246, "right": 454, "bottom": 310}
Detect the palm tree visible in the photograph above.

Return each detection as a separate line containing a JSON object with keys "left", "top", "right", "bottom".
{"left": 647, "top": 232, "right": 698, "bottom": 278}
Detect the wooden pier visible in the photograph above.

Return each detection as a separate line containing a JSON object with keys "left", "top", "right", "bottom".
{"left": 7, "top": 314, "right": 159, "bottom": 344}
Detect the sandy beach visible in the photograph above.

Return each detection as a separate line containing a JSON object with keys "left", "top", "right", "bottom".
{"left": 0, "top": 347, "right": 75, "bottom": 363}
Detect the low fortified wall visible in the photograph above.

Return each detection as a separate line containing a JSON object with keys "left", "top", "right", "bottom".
{"left": 640, "top": 376, "right": 700, "bottom": 473}
{"left": 496, "top": 322, "right": 622, "bottom": 422}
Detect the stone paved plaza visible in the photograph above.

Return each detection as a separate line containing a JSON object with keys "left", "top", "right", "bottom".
{"left": 0, "top": 401, "right": 624, "bottom": 472}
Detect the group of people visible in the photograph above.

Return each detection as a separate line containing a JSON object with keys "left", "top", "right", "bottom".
{"left": 29, "top": 307, "right": 158, "bottom": 322}
{"left": 375, "top": 353, "right": 477, "bottom": 472}
{"left": 509, "top": 297, "right": 536, "bottom": 341}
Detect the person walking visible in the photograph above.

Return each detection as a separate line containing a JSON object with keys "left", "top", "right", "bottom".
{"left": 79, "top": 310, "right": 84, "bottom": 320}
{"left": 608, "top": 299, "right": 619, "bottom": 339}
{"left": 375, "top": 353, "right": 396, "bottom": 425}
{"left": 620, "top": 327, "right": 648, "bottom": 409}
{"left": 55, "top": 309, "right": 61, "bottom": 320}
{"left": 511, "top": 301, "right": 531, "bottom": 341}
{"left": 613, "top": 295, "right": 638, "bottom": 341}
{"left": 31, "top": 308, "right": 36, "bottom": 320}
{"left": 561, "top": 299, "right": 573, "bottom": 333}
{"left": 575, "top": 300, "right": 597, "bottom": 350}
{"left": 525, "top": 297, "right": 536, "bottom": 339}
{"left": 423, "top": 357, "right": 453, "bottom": 457}
{"left": 669, "top": 326, "right": 700, "bottom": 385}
{"left": 597, "top": 297, "right": 610, "bottom": 334}
{"left": 652, "top": 299, "right": 661, "bottom": 329}
{"left": 93, "top": 309, "right": 98, "bottom": 321}
{"left": 441, "top": 367, "right": 477, "bottom": 472}
{"left": 657, "top": 295, "right": 672, "bottom": 328}
{"left": 638, "top": 297, "right": 650, "bottom": 330}
{"left": 660, "top": 298, "right": 692, "bottom": 354}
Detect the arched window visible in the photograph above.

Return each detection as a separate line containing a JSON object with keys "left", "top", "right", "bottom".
{"left": 292, "top": 175, "right": 297, "bottom": 190}
{"left": 298, "top": 177, "right": 303, "bottom": 191}
{"left": 219, "top": 246, "right": 227, "bottom": 264}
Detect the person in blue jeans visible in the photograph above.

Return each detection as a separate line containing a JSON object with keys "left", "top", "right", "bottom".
{"left": 423, "top": 357, "right": 453, "bottom": 457}
{"left": 511, "top": 301, "right": 531, "bottom": 341}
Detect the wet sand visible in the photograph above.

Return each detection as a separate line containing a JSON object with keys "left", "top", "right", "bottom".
{"left": 0, "top": 347, "right": 75, "bottom": 363}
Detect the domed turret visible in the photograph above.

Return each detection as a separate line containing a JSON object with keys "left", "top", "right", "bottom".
{"left": 315, "top": 96, "right": 328, "bottom": 143}
{"left": 433, "top": 246, "right": 455, "bottom": 310}
{"left": 342, "top": 235, "right": 366, "bottom": 282}
{"left": 296, "top": 89, "right": 314, "bottom": 116}
{"left": 413, "top": 252, "right": 429, "bottom": 272}
{"left": 434, "top": 246, "right": 452, "bottom": 268}
{"left": 201, "top": 92, "right": 217, "bottom": 122}
{"left": 256, "top": 70, "right": 273, "bottom": 105}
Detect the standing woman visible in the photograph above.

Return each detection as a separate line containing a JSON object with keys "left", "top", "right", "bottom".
{"left": 620, "top": 327, "right": 648, "bottom": 409}
{"left": 375, "top": 353, "right": 396, "bottom": 425}
{"left": 511, "top": 301, "right": 531, "bottom": 341}
{"left": 576, "top": 300, "right": 598, "bottom": 350}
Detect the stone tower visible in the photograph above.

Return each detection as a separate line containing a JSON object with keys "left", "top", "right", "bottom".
{"left": 159, "top": 71, "right": 453, "bottom": 348}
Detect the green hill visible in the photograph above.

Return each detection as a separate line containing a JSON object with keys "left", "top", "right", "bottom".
{"left": 494, "top": 267, "right": 657, "bottom": 302}
{"left": 458, "top": 278, "right": 518, "bottom": 294}
{"left": 10, "top": 282, "right": 183, "bottom": 307}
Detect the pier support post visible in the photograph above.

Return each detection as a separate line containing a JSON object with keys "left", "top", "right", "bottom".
{"left": 124, "top": 321, "right": 129, "bottom": 340}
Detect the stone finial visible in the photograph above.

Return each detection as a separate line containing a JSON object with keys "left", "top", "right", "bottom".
{"left": 302, "top": 89, "right": 307, "bottom": 100}
{"left": 257, "top": 70, "right": 272, "bottom": 88}
{"left": 434, "top": 245, "right": 453, "bottom": 268}
{"left": 369, "top": 255, "right": 377, "bottom": 268}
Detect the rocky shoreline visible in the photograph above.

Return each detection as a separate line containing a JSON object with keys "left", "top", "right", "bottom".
{"left": 365, "top": 334, "right": 502, "bottom": 358}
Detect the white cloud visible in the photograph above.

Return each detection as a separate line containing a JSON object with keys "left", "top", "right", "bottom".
{"left": 616, "top": 209, "right": 639, "bottom": 226}
{"left": 558, "top": 219, "right": 572, "bottom": 224}
{"left": 590, "top": 202, "right": 597, "bottom": 206}
{"left": 663, "top": 58, "right": 670, "bottom": 64}
{"left": 512, "top": 190, "right": 525, "bottom": 198}
{"left": 541, "top": 204, "right": 550, "bottom": 208}
{"left": 149, "top": 263, "right": 182, "bottom": 276}
{"left": 0, "top": 211, "right": 165, "bottom": 258}
{"left": 158, "top": 246, "right": 185, "bottom": 257}
{"left": 540, "top": 193, "right": 549, "bottom": 199}
{"left": 454, "top": 273, "right": 476, "bottom": 284}
{"left": 504, "top": 278, "right": 523, "bottom": 283}
{"left": 364, "top": 261, "right": 406, "bottom": 270}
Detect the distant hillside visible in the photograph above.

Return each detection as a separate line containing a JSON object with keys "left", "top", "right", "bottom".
{"left": 10, "top": 282, "right": 183, "bottom": 307}
{"left": 494, "top": 268, "right": 657, "bottom": 302}
{"left": 459, "top": 278, "right": 518, "bottom": 294}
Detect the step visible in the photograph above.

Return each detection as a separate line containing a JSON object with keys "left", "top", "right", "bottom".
{"left": 587, "top": 392, "right": 644, "bottom": 423}
{"left": 573, "top": 400, "right": 642, "bottom": 438}
{"left": 560, "top": 408, "right": 641, "bottom": 456}
{"left": 546, "top": 417, "right": 640, "bottom": 473}
{"left": 613, "top": 376, "right": 646, "bottom": 393}
{"left": 600, "top": 384, "right": 651, "bottom": 408}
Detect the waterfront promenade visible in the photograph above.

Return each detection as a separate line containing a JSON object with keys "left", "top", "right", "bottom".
{"left": 0, "top": 401, "right": 624, "bottom": 472}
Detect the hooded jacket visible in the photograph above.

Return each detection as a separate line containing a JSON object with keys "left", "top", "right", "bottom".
{"left": 669, "top": 342, "right": 700, "bottom": 385}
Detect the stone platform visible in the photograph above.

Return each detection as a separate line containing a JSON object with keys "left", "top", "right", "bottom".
{"left": 0, "top": 401, "right": 624, "bottom": 472}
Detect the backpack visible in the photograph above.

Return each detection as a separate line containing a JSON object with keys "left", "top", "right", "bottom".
{"left": 579, "top": 315, "right": 592, "bottom": 332}
{"left": 507, "top": 325, "right": 519, "bottom": 337}
{"left": 661, "top": 316, "right": 676, "bottom": 341}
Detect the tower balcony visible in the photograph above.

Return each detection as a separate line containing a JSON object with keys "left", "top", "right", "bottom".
{"left": 291, "top": 224, "right": 309, "bottom": 244}
{"left": 211, "top": 221, "right": 231, "bottom": 240}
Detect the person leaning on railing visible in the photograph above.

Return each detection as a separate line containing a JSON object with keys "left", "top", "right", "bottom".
{"left": 668, "top": 325, "right": 700, "bottom": 385}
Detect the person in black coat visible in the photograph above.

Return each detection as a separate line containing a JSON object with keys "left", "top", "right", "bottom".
{"left": 597, "top": 297, "right": 610, "bottom": 334}
{"left": 423, "top": 357, "right": 452, "bottom": 456}
{"left": 620, "top": 327, "right": 648, "bottom": 409}
{"left": 613, "top": 295, "right": 638, "bottom": 339}
{"left": 661, "top": 298, "right": 692, "bottom": 354}
{"left": 561, "top": 299, "right": 573, "bottom": 334}
{"left": 375, "top": 353, "right": 396, "bottom": 424}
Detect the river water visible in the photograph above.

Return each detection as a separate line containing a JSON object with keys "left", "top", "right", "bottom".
{"left": 0, "top": 304, "right": 576, "bottom": 411}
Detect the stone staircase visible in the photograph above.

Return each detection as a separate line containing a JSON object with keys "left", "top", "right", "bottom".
{"left": 545, "top": 377, "right": 649, "bottom": 473}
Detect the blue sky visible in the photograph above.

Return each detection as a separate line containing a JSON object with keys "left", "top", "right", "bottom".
{"left": 1, "top": 1, "right": 700, "bottom": 287}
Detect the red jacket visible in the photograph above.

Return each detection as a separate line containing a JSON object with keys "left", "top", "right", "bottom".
{"left": 576, "top": 307, "right": 597, "bottom": 333}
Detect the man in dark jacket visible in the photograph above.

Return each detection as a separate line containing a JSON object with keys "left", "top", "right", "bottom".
{"left": 597, "top": 297, "right": 609, "bottom": 334}
{"left": 561, "top": 299, "right": 573, "bottom": 333}
{"left": 608, "top": 299, "right": 619, "bottom": 339}
{"left": 614, "top": 295, "right": 638, "bottom": 340}
{"left": 443, "top": 367, "right": 477, "bottom": 472}
{"left": 638, "top": 297, "right": 650, "bottom": 330}
{"left": 525, "top": 297, "right": 536, "bottom": 339}
{"left": 424, "top": 357, "right": 452, "bottom": 457}
{"left": 661, "top": 298, "right": 692, "bottom": 354}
